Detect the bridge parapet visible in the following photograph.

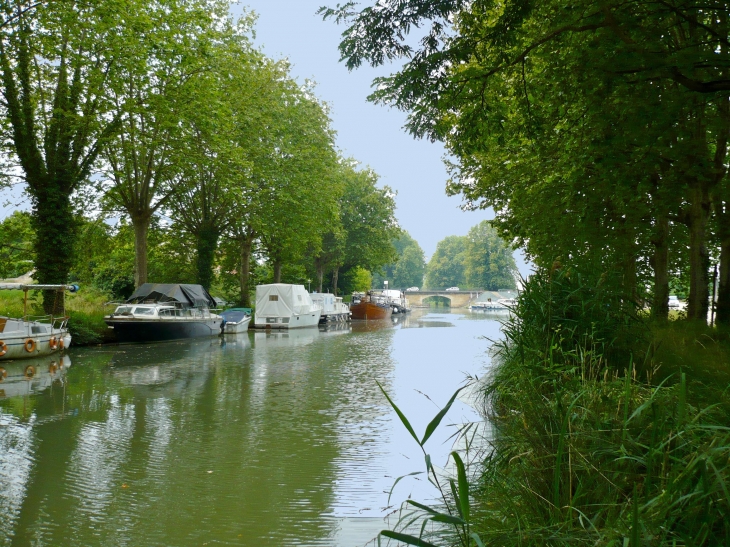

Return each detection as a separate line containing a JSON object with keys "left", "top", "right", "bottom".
{"left": 405, "top": 290, "right": 483, "bottom": 308}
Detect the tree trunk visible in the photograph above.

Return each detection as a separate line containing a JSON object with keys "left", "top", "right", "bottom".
{"left": 132, "top": 215, "right": 150, "bottom": 288}
{"left": 717, "top": 237, "right": 730, "bottom": 325}
{"left": 332, "top": 267, "right": 339, "bottom": 296}
{"left": 273, "top": 260, "right": 282, "bottom": 283}
{"left": 239, "top": 236, "right": 253, "bottom": 308}
{"left": 687, "top": 184, "right": 711, "bottom": 321}
{"left": 30, "top": 182, "right": 76, "bottom": 314}
{"left": 650, "top": 215, "right": 670, "bottom": 321}
{"left": 316, "top": 261, "right": 324, "bottom": 293}
{"left": 196, "top": 224, "right": 219, "bottom": 291}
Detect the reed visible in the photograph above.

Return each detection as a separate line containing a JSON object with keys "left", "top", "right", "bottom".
{"left": 381, "top": 268, "right": 730, "bottom": 546}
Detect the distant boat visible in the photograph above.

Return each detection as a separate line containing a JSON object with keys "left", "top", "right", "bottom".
{"left": 470, "top": 298, "right": 516, "bottom": 311}
{"left": 350, "top": 292, "right": 393, "bottom": 320}
{"left": 220, "top": 308, "right": 252, "bottom": 333}
{"left": 379, "top": 289, "right": 411, "bottom": 314}
{"left": 310, "top": 293, "right": 351, "bottom": 323}
{"left": 254, "top": 284, "right": 322, "bottom": 329}
{"left": 0, "top": 283, "right": 76, "bottom": 361}
{"left": 105, "top": 283, "right": 222, "bottom": 342}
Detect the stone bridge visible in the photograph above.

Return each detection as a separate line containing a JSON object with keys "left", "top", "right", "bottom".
{"left": 405, "top": 290, "right": 482, "bottom": 309}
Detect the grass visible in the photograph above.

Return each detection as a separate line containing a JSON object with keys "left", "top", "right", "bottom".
{"left": 380, "top": 268, "right": 730, "bottom": 546}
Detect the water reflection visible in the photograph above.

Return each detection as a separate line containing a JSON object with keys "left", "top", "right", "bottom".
{"left": 0, "top": 310, "right": 501, "bottom": 546}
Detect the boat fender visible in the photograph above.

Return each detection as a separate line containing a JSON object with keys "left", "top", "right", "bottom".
{"left": 0, "top": 367, "right": 6, "bottom": 382}
{"left": 24, "top": 338, "right": 36, "bottom": 353}
{"left": 0, "top": 340, "right": 6, "bottom": 356}
{"left": 49, "top": 336, "right": 58, "bottom": 350}
{"left": 58, "top": 338, "right": 65, "bottom": 350}
{"left": 24, "top": 365, "right": 35, "bottom": 378}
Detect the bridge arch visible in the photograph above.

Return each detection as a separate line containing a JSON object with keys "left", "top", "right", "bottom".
{"left": 422, "top": 295, "right": 451, "bottom": 308}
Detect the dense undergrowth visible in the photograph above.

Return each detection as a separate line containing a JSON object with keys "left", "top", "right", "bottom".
{"left": 472, "top": 270, "right": 730, "bottom": 546}
{"left": 381, "top": 269, "right": 730, "bottom": 547}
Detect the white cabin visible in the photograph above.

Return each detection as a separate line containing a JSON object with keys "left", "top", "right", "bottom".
{"left": 310, "top": 293, "right": 350, "bottom": 323}
{"left": 254, "top": 284, "right": 322, "bottom": 329}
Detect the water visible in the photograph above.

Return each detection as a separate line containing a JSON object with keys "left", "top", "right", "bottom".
{"left": 0, "top": 309, "right": 506, "bottom": 546}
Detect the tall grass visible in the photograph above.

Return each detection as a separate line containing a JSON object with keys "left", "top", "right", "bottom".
{"left": 381, "top": 268, "right": 730, "bottom": 546}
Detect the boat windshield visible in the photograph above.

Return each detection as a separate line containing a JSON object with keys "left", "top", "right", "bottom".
{"left": 133, "top": 307, "right": 155, "bottom": 316}
{"left": 115, "top": 306, "right": 133, "bottom": 314}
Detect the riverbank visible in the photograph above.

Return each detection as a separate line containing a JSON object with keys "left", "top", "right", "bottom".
{"left": 467, "top": 271, "right": 730, "bottom": 545}
{"left": 0, "top": 288, "right": 113, "bottom": 345}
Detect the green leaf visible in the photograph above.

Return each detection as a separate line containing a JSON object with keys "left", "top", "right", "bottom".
{"left": 388, "top": 471, "right": 424, "bottom": 504}
{"left": 451, "top": 451, "right": 470, "bottom": 522}
{"left": 420, "top": 385, "right": 466, "bottom": 446}
{"left": 450, "top": 479, "right": 463, "bottom": 518}
{"left": 379, "top": 530, "right": 439, "bottom": 547}
{"left": 377, "top": 381, "right": 420, "bottom": 445}
{"left": 470, "top": 533, "right": 486, "bottom": 547}
{"left": 406, "top": 500, "right": 467, "bottom": 525}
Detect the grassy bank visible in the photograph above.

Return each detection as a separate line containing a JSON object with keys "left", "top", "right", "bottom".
{"left": 468, "top": 271, "right": 730, "bottom": 546}
{"left": 381, "top": 270, "right": 730, "bottom": 546}
{"left": 0, "top": 287, "right": 114, "bottom": 345}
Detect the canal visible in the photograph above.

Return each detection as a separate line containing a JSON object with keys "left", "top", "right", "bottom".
{"left": 0, "top": 309, "right": 504, "bottom": 547}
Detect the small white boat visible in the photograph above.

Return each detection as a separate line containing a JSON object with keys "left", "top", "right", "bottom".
{"left": 470, "top": 298, "right": 517, "bottom": 311}
{"left": 0, "top": 284, "right": 76, "bottom": 361}
{"left": 254, "top": 284, "right": 322, "bottom": 329}
{"left": 310, "top": 293, "right": 350, "bottom": 323}
{"left": 220, "top": 309, "right": 252, "bottom": 333}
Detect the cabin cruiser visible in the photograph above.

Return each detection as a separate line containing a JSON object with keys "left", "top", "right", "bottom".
{"left": 254, "top": 284, "right": 322, "bottom": 328}
{"left": 310, "top": 293, "right": 351, "bottom": 323}
{"left": 379, "top": 289, "right": 410, "bottom": 314}
{"left": 0, "top": 283, "right": 76, "bottom": 361}
{"left": 105, "top": 283, "right": 222, "bottom": 342}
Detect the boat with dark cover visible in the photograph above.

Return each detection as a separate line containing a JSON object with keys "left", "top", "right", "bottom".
{"left": 105, "top": 283, "right": 222, "bottom": 343}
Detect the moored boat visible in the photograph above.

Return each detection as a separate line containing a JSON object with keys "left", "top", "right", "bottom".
{"left": 350, "top": 292, "right": 393, "bottom": 320}
{"left": 105, "top": 283, "right": 222, "bottom": 343}
{"left": 220, "top": 308, "right": 252, "bottom": 333}
{"left": 0, "top": 284, "right": 77, "bottom": 361}
{"left": 254, "top": 284, "right": 322, "bottom": 329}
{"left": 310, "top": 293, "right": 351, "bottom": 323}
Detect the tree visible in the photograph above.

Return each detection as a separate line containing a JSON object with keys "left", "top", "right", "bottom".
{"left": 100, "top": 0, "right": 235, "bottom": 288}
{"left": 0, "top": 211, "right": 33, "bottom": 279}
{"left": 379, "top": 231, "right": 426, "bottom": 288}
{"left": 463, "top": 221, "right": 517, "bottom": 290}
{"left": 0, "top": 0, "right": 148, "bottom": 310}
{"left": 335, "top": 163, "right": 399, "bottom": 294}
{"left": 424, "top": 236, "right": 467, "bottom": 289}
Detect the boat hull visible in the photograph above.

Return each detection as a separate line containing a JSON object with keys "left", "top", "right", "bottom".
{"left": 223, "top": 316, "right": 251, "bottom": 333}
{"left": 0, "top": 330, "right": 71, "bottom": 361}
{"left": 105, "top": 318, "right": 222, "bottom": 343}
{"left": 350, "top": 301, "right": 393, "bottom": 320}
{"left": 254, "top": 310, "right": 322, "bottom": 329}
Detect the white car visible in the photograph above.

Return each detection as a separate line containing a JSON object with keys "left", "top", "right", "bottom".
{"left": 445, "top": 287, "right": 460, "bottom": 291}
{"left": 406, "top": 287, "right": 419, "bottom": 292}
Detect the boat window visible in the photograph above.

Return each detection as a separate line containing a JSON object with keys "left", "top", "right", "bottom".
{"left": 115, "top": 306, "right": 133, "bottom": 314}
{"left": 269, "top": 295, "right": 279, "bottom": 301}
{"left": 133, "top": 307, "right": 155, "bottom": 316}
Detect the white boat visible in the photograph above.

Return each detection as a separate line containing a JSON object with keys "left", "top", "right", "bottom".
{"left": 254, "top": 284, "right": 322, "bottom": 329}
{"left": 0, "top": 284, "right": 76, "bottom": 361}
{"left": 470, "top": 298, "right": 517, "bottom": 311}
{"left": 377, "top": 289, "right": 410, "bottom": 314}
{"left": 310, "top": 293, "right": 350, "bottom": 323}
{"left": 220, "top": 309, "right": 252, "bottom": 333}
{"left": 105, "top": 283, "right": 222, "bottom": 342}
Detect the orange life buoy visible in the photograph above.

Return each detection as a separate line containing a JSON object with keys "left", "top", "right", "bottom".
{"left": 49, "top": 362, "right": 58, "bottom": 374}
{"left": 24, "top": 339, "right": 36, "bottom": 353}
{"left": 0, "top": 340, "right": 6, "bottom": 356}
{"left": 24, "top": 365, "right": 35, "bottom": 378}
{"left": 49, "top": 336, "right": 58, "bottom": 350}
{"left": 58, "top": 338, "right": 65, "bottom": 350}
{"left": 0, "top": 368, "right": 6, "bottom": 382}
